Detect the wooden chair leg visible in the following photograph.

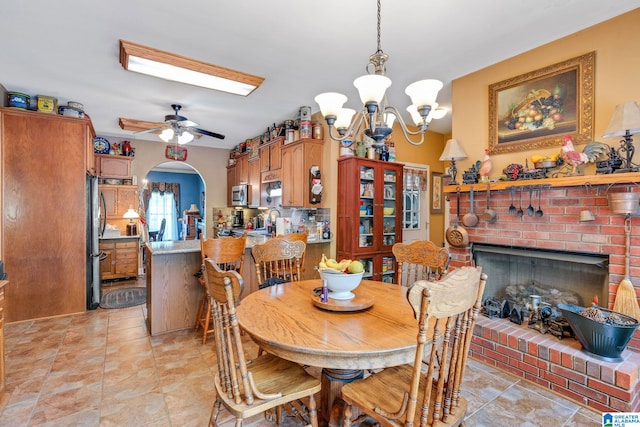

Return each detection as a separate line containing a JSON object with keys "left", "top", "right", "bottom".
{"left": 195, "top": 287, "right": 207, "bottom": 330}
{"left": 202, "top": 297, "right": 212, "bottom": 344}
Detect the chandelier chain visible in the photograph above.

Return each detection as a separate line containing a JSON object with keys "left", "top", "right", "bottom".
{"left": 376, "top": 0, "right": 382, "bottom": 54}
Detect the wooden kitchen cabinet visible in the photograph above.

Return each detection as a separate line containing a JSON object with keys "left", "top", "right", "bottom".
{"left": 336, "top": 157, "right": 403, "bottom": 283}
{"left": 248, "top": 157, "right": 261, "bottom": 208}
{"left": 100, "top": 184, "right": 138, "bottom": 217}
{"left": 260, "top": 138, "right": 282, "bottom": 174}
{"left": 236, "top": 154, "right": 249, "bottom": 184}
{"left": 227, "top": 165, "right": 236, "bottom": 207}
{"left": 95, "top": 154, "right": 132, "bottom": 179}
{"left": 0, "top": 280, "right": 6, "bottom": 404}
{"left": 99, "top": 238, "right": 139, "bottom": 280}
{"left": 1, "top": 108, "right": 92, "bottom": 322}
{"left": 281, "top": 138, "right": 324, "bottom": 207}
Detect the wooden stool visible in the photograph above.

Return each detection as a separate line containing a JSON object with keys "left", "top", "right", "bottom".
{"left": 195, "top": 234, "right": 246, "bottom": 344}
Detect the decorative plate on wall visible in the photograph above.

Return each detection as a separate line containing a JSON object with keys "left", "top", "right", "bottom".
{"left": 94, "top": 137, "right": 110, "bottom": 154}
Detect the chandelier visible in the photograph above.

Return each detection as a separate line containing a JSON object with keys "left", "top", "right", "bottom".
{"left": 314, "top": 0, "right": 446, "bottom": 146}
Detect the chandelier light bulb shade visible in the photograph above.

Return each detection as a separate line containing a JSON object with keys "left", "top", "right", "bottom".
{"left": 430, "top": 107, "right": 448, "bottom": 120}
{"left": 439, "top": 139, "right": 468, "bottom": 161}
{"left": 314, "top": 92, "right": 348, "bottom": 118}
{"left": 384, "top": 112, "right": 396, "bottom": 128}
{"left": 602, "top": 101, "right": 640, "bottom": 137}
{"left": 336, "top": 108, "right": 357, "bottom": 129}
{"left": 406, "top": 105, "right": 423, "bottom": 127}
{"left": 178, "top": 131, "right": 195, "bottom": 145}
{"left": 353, "top": 74, "right": 392, "bottom": 104}
{"left": 159, "top": 128, "right": 174, "bottom": 142}
{"left": 405, "top": 79, "right": 444, "bottom": 108}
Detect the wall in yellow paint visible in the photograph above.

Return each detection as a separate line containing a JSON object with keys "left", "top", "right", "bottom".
{"left": 451, "top": 8, "right": 640, "bottom": 177}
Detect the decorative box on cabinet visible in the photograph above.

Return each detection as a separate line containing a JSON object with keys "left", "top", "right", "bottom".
{"left": 99, "top": 237, "right": 139, "bottom": 280}
{"left": 281, "top": 138, "right": 324, "bottom": 207}
{"left": 337, "top": 157, "right": 403, "bottom": 282}
{"left": 95, "top": 154, "right": 132, "bottom": 179}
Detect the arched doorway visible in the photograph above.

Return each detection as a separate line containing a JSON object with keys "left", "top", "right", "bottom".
{"left": 143, "top": 161, "right": 206, "bottom": 241}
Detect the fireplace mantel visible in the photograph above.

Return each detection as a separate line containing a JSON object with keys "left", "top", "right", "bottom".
{"left": 444, "top": 171, "right": 640, "bottom": 193}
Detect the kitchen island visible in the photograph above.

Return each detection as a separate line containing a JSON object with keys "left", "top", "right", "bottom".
{"left": 145, "top": 235, "right": 332, "bottom": 335}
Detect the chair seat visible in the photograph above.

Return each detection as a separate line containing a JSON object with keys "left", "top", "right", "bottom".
{"left": 215, "top": 353, "right": 321, "bottom": 419}
{"left": 341, "top": 364, "right": 468, "bottom": 427}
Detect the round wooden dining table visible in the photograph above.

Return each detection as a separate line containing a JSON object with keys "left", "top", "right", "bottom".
{"left": 236, "top": 279, "right": 419, "bottom": 426}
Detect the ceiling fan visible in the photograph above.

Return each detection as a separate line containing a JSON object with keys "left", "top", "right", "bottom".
{"left": 119, "top": 104, "right": 225, "bottom": 144}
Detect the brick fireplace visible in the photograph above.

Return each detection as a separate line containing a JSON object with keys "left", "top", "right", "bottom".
{"left": 445, "top": 179, "right": 640, "bottom": 412}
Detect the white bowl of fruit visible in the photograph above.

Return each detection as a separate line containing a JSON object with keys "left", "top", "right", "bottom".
{"left": 318, "top": 255, "right": 364, "bottom": 300}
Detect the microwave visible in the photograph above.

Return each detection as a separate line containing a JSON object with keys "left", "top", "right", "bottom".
{"left": 231, "top": 184, "right": 251, "bottom": 206}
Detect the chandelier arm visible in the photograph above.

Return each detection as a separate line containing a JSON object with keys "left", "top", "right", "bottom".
{"left": 326, "top": 112, "right": 368, "bottom": 143}
{"left": 382, "top": 106, "right": 427, "bottom": 146}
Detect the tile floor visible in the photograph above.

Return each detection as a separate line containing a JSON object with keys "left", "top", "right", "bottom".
{"left": 0, "top": 279, "right": 602, "bottom": 427}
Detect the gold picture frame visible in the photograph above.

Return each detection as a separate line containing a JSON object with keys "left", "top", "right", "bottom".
{"left": 488, "top": 51, "right": 595, "bottom": 154}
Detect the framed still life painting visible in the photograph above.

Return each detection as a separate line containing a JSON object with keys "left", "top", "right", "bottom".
{"left": 488, "top": 51, "right": 595, "bottom": 154}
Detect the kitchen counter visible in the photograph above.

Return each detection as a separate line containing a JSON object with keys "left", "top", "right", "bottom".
{"left": 99, "top": 234, "right": 140, "bottom": 240}
{"left": 144, "top": 234, "right": 331, "bottom": 335}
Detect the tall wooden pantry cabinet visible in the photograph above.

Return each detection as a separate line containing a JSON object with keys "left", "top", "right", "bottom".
{"left": 0, "top": 108, "right": 93, "bottom": 322}
{"left": 337, "top": 157, "right": 403, "bottom": 283}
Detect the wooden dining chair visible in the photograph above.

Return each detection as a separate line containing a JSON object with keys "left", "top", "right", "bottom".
{"left": 252, "top": 238, "right": 306, "bottom": 287}
{"left": 392, "top": 240, "right": 450, "bottom": 286}
{"left": 195, "top": 233, "right": 247, "bottom": 344}
{"left": 276, "top": 232, "right": 308, "bottom": 273}
{"left": 341, "top": 266, "right": 487, "bottom": 427}
{"left": 204, "top": 260, "right": 321, "bottom": 427}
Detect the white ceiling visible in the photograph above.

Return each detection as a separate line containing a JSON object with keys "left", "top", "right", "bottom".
{"left": 3, "top": 1, "right": 639, "bottom": 150}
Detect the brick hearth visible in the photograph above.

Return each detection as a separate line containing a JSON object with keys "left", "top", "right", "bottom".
{"left": 445, "top": 180, "right": 640, "bottom": 412}
{"left": 471, "top": 316, "right": 640, "bottom": 412}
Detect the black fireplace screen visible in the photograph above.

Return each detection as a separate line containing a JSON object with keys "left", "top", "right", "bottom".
{"left": 472, "top": 243, "right": 609, "bottom": 308}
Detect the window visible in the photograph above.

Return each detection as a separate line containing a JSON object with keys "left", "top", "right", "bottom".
{"left": 148, "top": 192, "right": 178, "bottom": 241}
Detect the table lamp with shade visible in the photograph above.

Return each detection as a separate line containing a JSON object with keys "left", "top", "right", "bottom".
{"left": 439, "top": 139, "right": 468, "bottom": 185}
{"left": 123, "top": 207, "right": 140, "bottom": 236}
{"left": 602, "top": 101, "right": 640, "bottom": 173}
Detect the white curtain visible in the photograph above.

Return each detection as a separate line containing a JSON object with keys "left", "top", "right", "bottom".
{"left": 148, "top": 192, "right": 178, "bottom": 241}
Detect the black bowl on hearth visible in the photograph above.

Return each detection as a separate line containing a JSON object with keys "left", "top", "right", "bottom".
{"left": 558, "top": 304, "right": 640, "bottom": 362}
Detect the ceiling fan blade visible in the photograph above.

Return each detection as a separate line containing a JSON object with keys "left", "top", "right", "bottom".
{"left": 178, "top": 119, "right": 198, "bottom": 127}
{"left": 191, "top": 127, "right": 225, "bottom": 140}
{"left": 119, "top": 117, "right": 166, "bottom": 134}
{"left": 134, "top": 126, "right": 165, "bottom": 135}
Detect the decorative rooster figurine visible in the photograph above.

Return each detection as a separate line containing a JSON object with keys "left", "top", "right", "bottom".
{"left": 559, "top": 135, "right": 609, "bottom": 175}
{"left": 478, "top": 149, "right": 492, "bottom": 182}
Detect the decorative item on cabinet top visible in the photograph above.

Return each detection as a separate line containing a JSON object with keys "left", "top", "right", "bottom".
{"left": 309, "top": 165, "right": 322, "bottom": 204}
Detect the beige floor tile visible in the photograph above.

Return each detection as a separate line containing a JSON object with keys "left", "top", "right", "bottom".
{"left": 0, "top": 279, "right": 606, "bottom": 426}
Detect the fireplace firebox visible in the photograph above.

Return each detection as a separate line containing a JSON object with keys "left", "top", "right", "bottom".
{"left": 472, "top": 243, "right": 609, "bottom": 307}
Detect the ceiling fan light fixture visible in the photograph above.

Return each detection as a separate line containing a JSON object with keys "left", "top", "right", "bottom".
{"left": 177, "top": 131, "right": 194, "bottom": 145}
{"left": 159, "top": 128, "right": 174, "bottom": 142}
{"left": 119, "top": 40, "right": 265, "bottom": 96}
